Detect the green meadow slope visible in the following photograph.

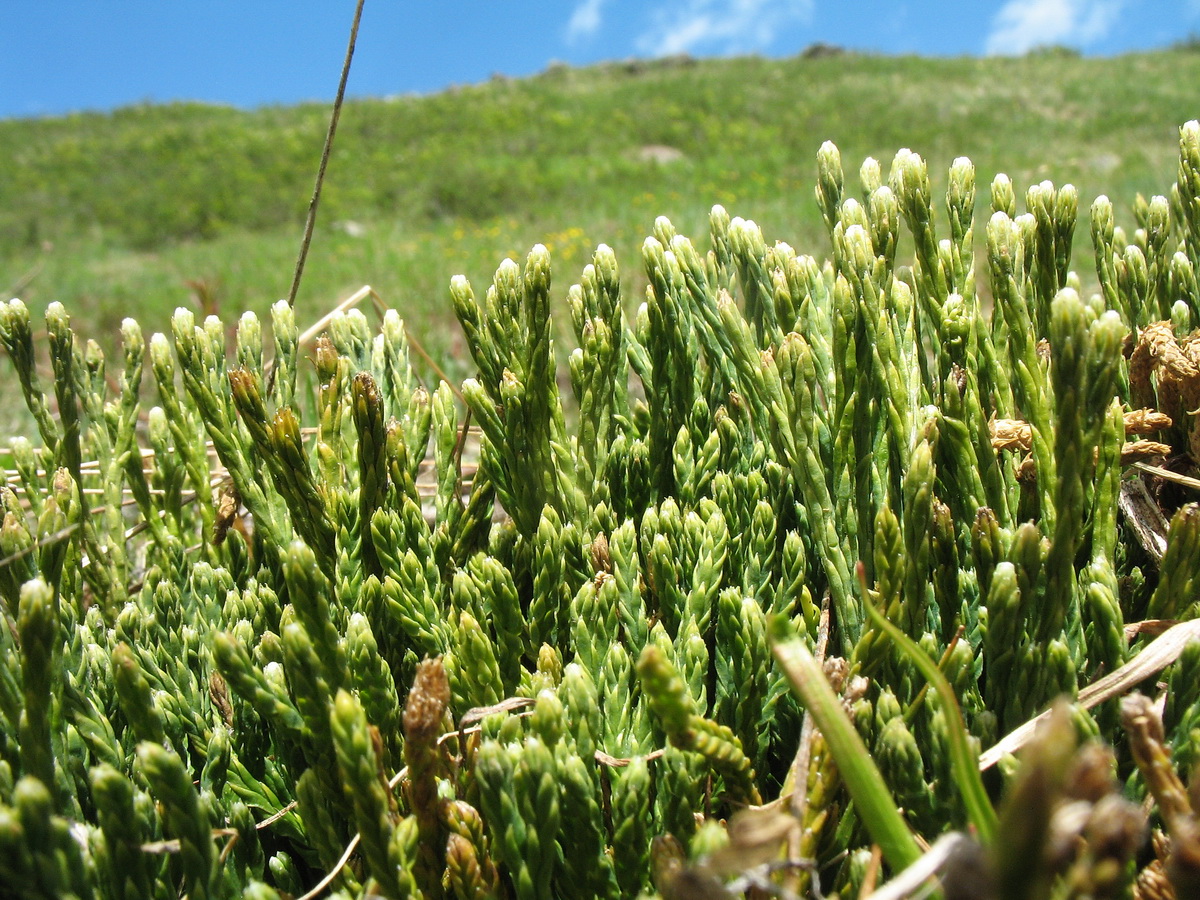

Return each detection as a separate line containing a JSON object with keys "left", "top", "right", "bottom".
{"left": 1, "top": 47, "right": 1197, "bottom": 373}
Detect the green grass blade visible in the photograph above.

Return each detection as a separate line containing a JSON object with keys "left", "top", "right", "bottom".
{"left": 769, "top": 616, "right": 922, "bottom": 873}
{"left": 861, "top": 567, "right": 998, "bottom": 845}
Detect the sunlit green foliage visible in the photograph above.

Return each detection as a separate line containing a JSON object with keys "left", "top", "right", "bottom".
{"left": 2, "top": 48, "right": 1197, "bottom": 388}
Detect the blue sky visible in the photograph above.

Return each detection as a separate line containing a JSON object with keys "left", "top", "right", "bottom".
{"left": 2, "top": 1, "right": 1196, "bottom": 120}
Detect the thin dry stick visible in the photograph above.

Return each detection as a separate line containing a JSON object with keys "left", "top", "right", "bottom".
{"left": 405, "top": 326, "right": 461, "bottom": 399}
{"left": 979, "top": 618, "right": 1200, "bottom": 769}
{"left": 790, "top": 594, "right": 832, "bottom": 818}
{"left": 262, "top": 283, "right": 374, "bottom": 388}
{"left": 1119, "top": 477, "right": 1171, "bottom": 562}
{"left": 286, "top": 0, "right": 366, "bottom": 309}
{"left": 6, "top": 257, "right": 44, "bottom": 298}
{"left": 857, "top": 845, "right": 884, "bottom": 899}
{"left": 296, "top": 833, "right": 362, "bottom": 900}
{"left": 5, "top": 412, "right": 480, "bottom": 545}
{"left": 783, "top": 592, "right": 831, "bottom": 896}
{"left": 262, "top": 0, "right": 365, "bottom": 395}
{"left": 864, "top": 832, "right": 977, "bottom": 900}
{"left": 295, "top": 285, "right": 465, "bottom": 402}
{"left": 1134, "top": 460, "right": 1200, "bottom": 492}
{"left": 296, "top": 285, "right": 376, "bottom": 345}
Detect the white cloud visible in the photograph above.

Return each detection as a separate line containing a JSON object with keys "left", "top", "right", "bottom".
{"left": 566, "top": 0, "right": 610, "bottom": 42}
{"left": 637, "top": 0, "right": 815, "bottom": 57}
{"left": 985, "top": 0, "right": 1127, "bottom": 55}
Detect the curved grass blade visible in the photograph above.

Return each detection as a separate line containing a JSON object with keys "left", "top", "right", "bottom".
{"left": 769, "top": 616, "right": 922, "bottom": 873}
{"left": 860, "top": 564, "right": 998, "bottom": 845}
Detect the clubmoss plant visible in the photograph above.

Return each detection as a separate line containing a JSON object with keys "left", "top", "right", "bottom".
{"left": 3, "top": 123, "right": 1200, "bottom": 899}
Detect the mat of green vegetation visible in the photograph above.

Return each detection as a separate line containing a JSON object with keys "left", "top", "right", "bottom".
{"left": 1, "top": 46, "right": 1196, "bottom": 379}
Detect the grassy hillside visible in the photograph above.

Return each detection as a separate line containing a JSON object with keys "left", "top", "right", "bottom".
{"left": 2, "top": 47, "right": 1198, "bottom": 378}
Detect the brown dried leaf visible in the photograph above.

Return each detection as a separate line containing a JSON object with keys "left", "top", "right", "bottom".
{"left": 403, "top": 657, "right": 451, "bottom": 743}
{"left": 1124, "top": 619, "right": 1180, "bottom": 641}
{"left": 1126, "top": 408, "right": 1174, "bottom": 434}
{"left": 1016, "top": 456, "right": 1038, "bottom": 484}
{"left": 1123, "top": 441, "right": 1174, "bottom": 464}
{"left": 704, "top": 806, "right": 797, "bottom": 876}
{"left": 456, "top": 696, "right": 536, "bottom": 730}
{"left": 590, "top": 531, "right": 612, "bottom": 573}
{"left": 989, "top": 418, "right": 1032, "bottom": 452}
{"left": 1136, "top": 858, "right": 1176, "bottom": 900}
{"left": 1130, "top": 327, "right": 1159, "bottom": 411}
{"left": 1183, "top": 329, "right": 1200, "bottom": 370}
{"left": 212, "top": 483, "right": 242, "bottom": 546}
{"left": 1142, "top": 322, "right": 1200, "bottom": 409}
{"left": 209, "top": 671, "right": 234, "bottom": 727}
{"left": 1036, "top": 337, "right": 1051, "bottom": 365}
